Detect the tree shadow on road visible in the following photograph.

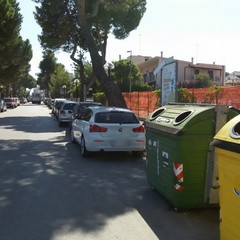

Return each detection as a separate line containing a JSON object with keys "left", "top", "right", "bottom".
{"left": 0, "top": 135, "right": 151, "bottom": 240}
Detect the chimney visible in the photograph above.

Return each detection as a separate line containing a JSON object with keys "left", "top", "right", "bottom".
{"left": 191, "top": 57, "right": 194, "bottom": 64}
{"left": 161, "top": 51, "right": 163, "bottom": 58}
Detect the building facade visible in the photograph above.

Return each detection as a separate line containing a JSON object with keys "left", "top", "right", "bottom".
{"left": 135, "top": 54, "right": 225, "bottom": 90}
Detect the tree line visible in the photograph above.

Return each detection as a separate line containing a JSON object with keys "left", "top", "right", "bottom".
{"left": 0, "top": 0, "right": 35, "bottom": 98}
{"left": 0, "top": 0, "right": 225, "bottom": 105}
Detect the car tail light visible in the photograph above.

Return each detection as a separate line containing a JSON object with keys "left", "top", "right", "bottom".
{"left": 89, "top": 124, "right": 108, "bottom": 132}
{"left": 132, "top": 125, "right": 145, "bottom": 133}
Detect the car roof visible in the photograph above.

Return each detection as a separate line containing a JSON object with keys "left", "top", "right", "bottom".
{"left": 76, "top": 101, "right": 103, "bottom": 106}
{"left": 62, "top": 100, "right": 77, "bottom": 104}
{"left": 54, "top": 98, "right": 66, "bottom": 102}
{"left": 87, "top": 106, "right": 134, "bottom": 114}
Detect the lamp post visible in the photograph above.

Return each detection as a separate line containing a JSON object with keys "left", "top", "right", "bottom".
{"left": 73, "top": 79, "right": 80, "bottom": 101}
{"left": 127, "top": 50, "right": 132, "bottom": 92}
{"left": 62, "top": 85, "right": 66, "bottom": 98}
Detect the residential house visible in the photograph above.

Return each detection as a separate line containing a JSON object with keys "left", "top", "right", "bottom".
{"left": 153, "top": 57, "right": 225, "bottom": 105}
{"left": 133, "top": 54, "right": 225, "bottom": 91}
{"left": 135, "top": 52, "right": 166, "bottom": 88}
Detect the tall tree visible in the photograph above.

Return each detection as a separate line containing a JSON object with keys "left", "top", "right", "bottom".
{"left": 37, "top": 50, "right": 57, "bottom": 91}
{"left": 33, "top": 0, "right": 146, "bottom": 107}
{"left": 0, "top": 0, "right": 32, "bottom": 88}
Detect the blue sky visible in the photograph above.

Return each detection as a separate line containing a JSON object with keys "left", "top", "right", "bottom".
{"left": 19, "top": 0, "right": 240, "bottom": 78}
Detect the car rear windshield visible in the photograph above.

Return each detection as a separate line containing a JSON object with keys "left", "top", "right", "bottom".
{"left": 63, "top": 103, "right": 76, "bottom": 110}
{"left": 95, "top": 111, "right": 139, "bottom": 124}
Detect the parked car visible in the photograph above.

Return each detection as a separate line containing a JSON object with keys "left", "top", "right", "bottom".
{"left": 71, "top": 101, "right": 103, "bottom": 122}
{"left": 20, "top": 98, "right": 27, "bottom": 104}
{"left": 71, "top": 106, "right": 145, "bottom": 157}
{"left": 58, "top": 100, "right": 77, "bottom": 126}
{"left": 15, "top": 97, "right": 20, "bottom": 106}
{"left": 4, "top": 97, "right": 17, "bottom": 108}
{"left": 0, "top": 99, "right": 7, "bottom": 112}
{"left": 51, "top": 98, "right": 66, "bottom": 116}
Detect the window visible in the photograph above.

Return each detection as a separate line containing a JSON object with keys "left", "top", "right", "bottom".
{"left": 194, "top": 69, "right": 199, "bottom": 75}
{"left": 95, "top": 112, "right": 139, "bottom": 124}
{"left": 208, "top": 70, "right": 214, "bottom": 80}
{"left": 81, "top": 109, "right": 93, "bottom": 121}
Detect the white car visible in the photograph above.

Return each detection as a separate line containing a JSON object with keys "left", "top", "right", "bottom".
{"left": 71, "top": 106, "right": 145, "bottom": 157}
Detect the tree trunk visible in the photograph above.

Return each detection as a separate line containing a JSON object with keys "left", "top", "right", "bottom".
{"left": 75, "top": 0, "right": 127, "bottom": 108}
{"left": 82, "top": 26, "right": 127, "bottom": 107}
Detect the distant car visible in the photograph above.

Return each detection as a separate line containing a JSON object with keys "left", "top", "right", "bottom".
{"left": 71, "top": 106, "right": 145, "bottom": 157}
{"left": 0, "top": 99, "right": 7, "bottom": 112}
{"left": 15, "top": 97, "right": 20, "bottom": 106}
{"left": 51, "top": 98, "right": 66, "bottom": 116}
{"left": 58, "top": 100, "right": 77, "bottom": 126}
{"left": 20, "top": 98, "right": 27, "bottom": 104}
{"left": 4, "top": 97, "right": 17, "bottom": 108}
{"left": 71, "top": 101, "right": 103, "bottom": 121}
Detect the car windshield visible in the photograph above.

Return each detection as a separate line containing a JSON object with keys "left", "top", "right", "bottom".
{"left": 95, "top": 111, "right": 139, "bottom": 124}
{"left": 4, "top": 98, "right": 12, "bottom": 102}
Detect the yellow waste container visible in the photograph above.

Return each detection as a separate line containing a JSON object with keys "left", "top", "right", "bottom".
{"left": 211, "top": 114, "right": 240, "bottom": 240}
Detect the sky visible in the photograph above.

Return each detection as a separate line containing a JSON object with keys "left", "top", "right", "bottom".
{"left": 19, "top": 0, "right": 240, "bottom": 78}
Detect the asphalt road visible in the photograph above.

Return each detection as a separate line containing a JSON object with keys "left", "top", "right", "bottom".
{"left": 0, "top": 103, "right": 219, "bottom": 240}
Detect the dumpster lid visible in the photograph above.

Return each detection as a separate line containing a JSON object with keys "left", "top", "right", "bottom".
{"left": 211, "top": 114, "right": 240, "bottom": 153}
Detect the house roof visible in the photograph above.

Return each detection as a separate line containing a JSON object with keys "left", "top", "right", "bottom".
{"left": 137, "top": 56, "right": 167, "bottom": 73}
{"left": 189, "top": 63, "right": 224, "bottom": 70}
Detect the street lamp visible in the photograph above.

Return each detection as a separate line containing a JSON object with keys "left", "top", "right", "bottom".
{"left": 73, "top": 79, "right": 80, "bottom": 101}
{"left": 127, "top": 50, "right": 132, "bottom": 92}
{"left": 62, "top": 85, "right": 66, "bottom": 98}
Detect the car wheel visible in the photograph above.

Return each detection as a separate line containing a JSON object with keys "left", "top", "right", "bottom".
{"left": 70, "top": 129, "right": 76, "bottom": 143}
{"left": 80, "top": 136, "right": 89, "bottom": 158}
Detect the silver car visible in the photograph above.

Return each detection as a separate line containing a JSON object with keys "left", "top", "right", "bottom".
{"left": 58, "top": 100, "right": 77, "bottom": 126}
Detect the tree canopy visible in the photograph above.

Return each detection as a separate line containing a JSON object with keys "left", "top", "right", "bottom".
{"left": 0, "top": 0, "right": 32, "bottom": 87}
{"left": 37, "top": 50, "right": 58, "bottom": 91}
{"left": 33, "top": 0, "right": 146, "bottom": 107}
{"left": 111, "top": 59, "right": 152, "bottom": 92}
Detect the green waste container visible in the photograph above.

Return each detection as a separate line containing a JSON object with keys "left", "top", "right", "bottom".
{"left": 145, "top": 103, "right": 239, "bottom": 209}
{"left": 211, "top": 115, "right": 240, "bottom": 240}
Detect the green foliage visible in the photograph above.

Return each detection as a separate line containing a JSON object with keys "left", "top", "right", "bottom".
{"left": 33, "top": 0, "right": 146, "bottom": 57}
{"left": 111, "top": 59, "right": 152, "bottom": 92}
{"left": 194, "top": 73, "right": 212, "bottom": 88}
{"left": 178, "top": 73, "right": 213, "bottom": 89}
{"left": 48, "top": 64, "right": 73, "bottom": 98}
{"left": 154, "top": 89, "right": 161, "bottom": 107}
{"left": 205, "top": 85, "right": 223, "bottom": 104}
{"left": 178, "top": 88, "right": 196, "bottom": 103}
{"left": 92, "top": 92, "right": 107, "bottom": 105}
{"left": 0, "top": 0, "right": 32, "bottom": 87}
{"left": 37, "top": 50, "right": 57, "bottom": 90}
{"left": 33, "top": 0, "right": 146, "bottom": 107}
